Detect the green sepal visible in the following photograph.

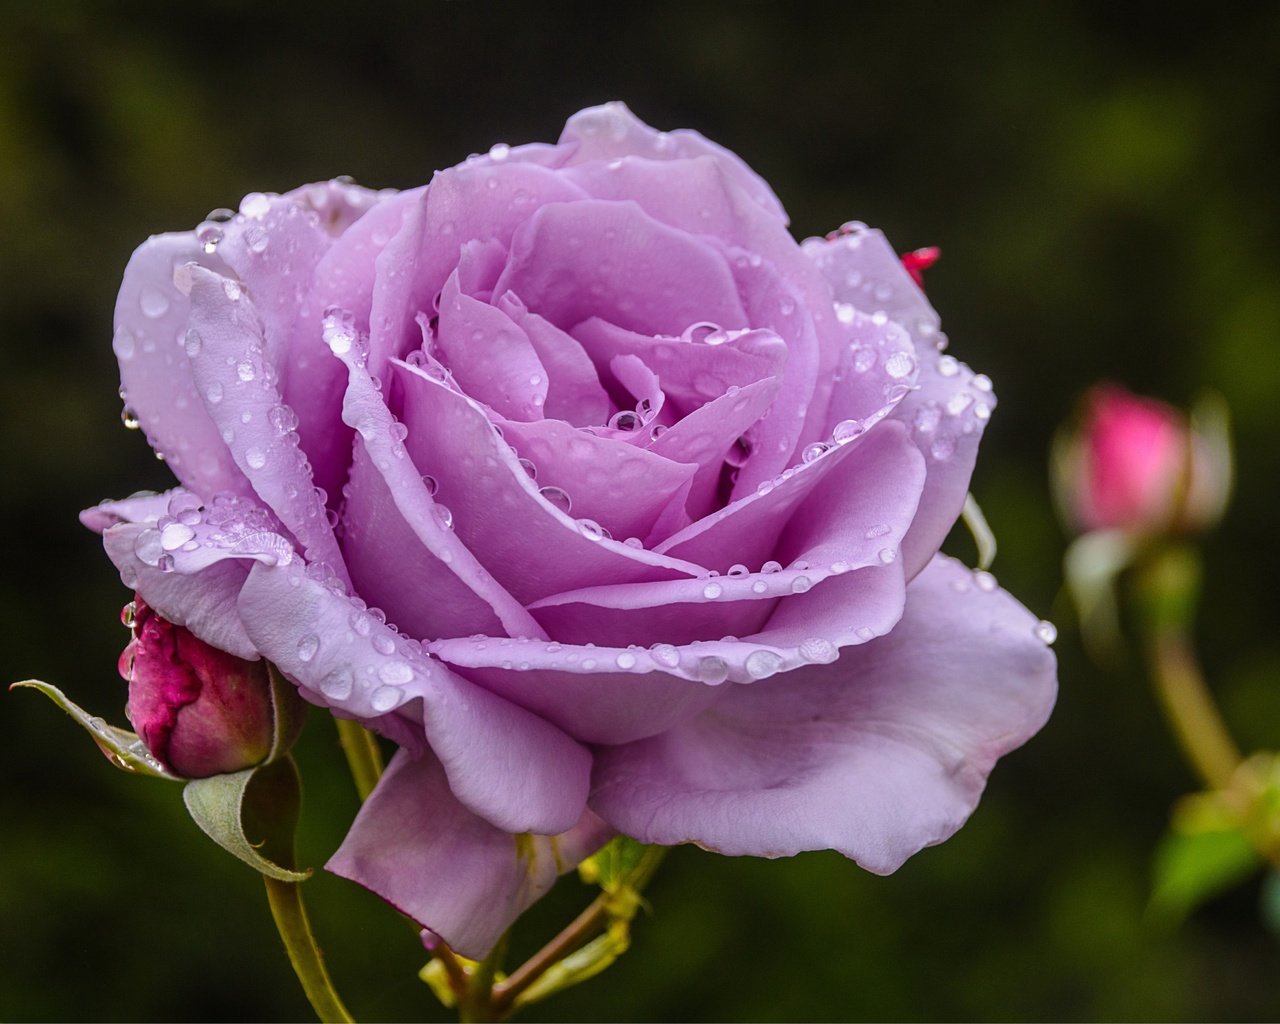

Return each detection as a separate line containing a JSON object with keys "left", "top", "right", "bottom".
{"left": 577, "top": 835, "right": 652, "bottom": 891}
{"left": 9, "top": 679, "right": 180, "bottom": 780}
{"left": 265, "top": 663, "right": 306, "bottom": 764}
{"left": 183, "top": 756, "right": 311, "bottom": 882}
{"left": 512, "top": 918, "right": 631, "bottom": 1011}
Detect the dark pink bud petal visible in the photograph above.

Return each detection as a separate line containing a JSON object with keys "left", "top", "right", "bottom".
{"left": 900, "top": 246, "right": 940, "bottom": 288}
{"left": 119, "top": 598, "right": 275, "bottom": 778}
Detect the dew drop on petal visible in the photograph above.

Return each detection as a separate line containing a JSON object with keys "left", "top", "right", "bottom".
{"left": 615, "top": 652, "right": 637, "bottom": 670}
{"left": 378, "top": 661, "right": 414, "bottom": 686}
{"left": 697, "top": 656, "right": 729, "bottom": 684}
{"left": 798, "top": 637, "right": 838, "bottom": 664}
{"left": 245, "top": 447, "right": 267, "bottom": 470}
{"left": 160, "top": 522, "right": 195, "bottom": 551}
{"left": 801, "top": 442, "right": 830, "bottom": 463}
{"left": 973, "top": 570, "right": 998, "bottom": 592}
{"left": 372, "top": 634, "right": 396, "bottom": 655}
{"left": 744, "top": 649, "right": 784, "bottom": 679}
{"left": 139, "top": 288, "right": 169, "bottom": 319}
{"left": 885, "top": 351, "right": 915, "bottom": 379}
{"left": 937, "top": 354, "right": 959, "bottom": 377}
{"left": 703, "top": 582, "right": 723, "bottom": 599}
{"left": 761, "top": 560, "right": 782, "bottom": 574}
{"left": 540, "top": 485, "right": 572, "bottom": 513}
{"left": 832, "top": 419, "right": 865, "bottom": 444}
{"left": 433, "top": 504, "right": 454, "bottom": 530}
{"left": 1034, "top": 619, "right": 1058, "bottom": 645}
{"left": 751, "top": 580, "right": 768, "bottom": 594}
{"left": 133, "top": 528, "right": 164, "bottom": 566}
{"left": 320, "top": 668, "right": 354, "bottom": 701}
{"left": 877, "top": 547, "right": 897, "bottom": 565}
{"left": 370, "top": 684, "right": 403, "bottom": 711}
{"left": 296, "top": 634, "right": 319, "bottom": 662}
{"left": 421, "top": 474, "right": 439, "bottom": 496}
{"left": 791, "top": 575, "right": 813, "bottom": 594}
{"left": 854, "top": 626, "right": 876, "bottom": 642}
{"left": 649, "top": 643, "right": 681, "bottom": 669}
{"left": 727, "top": 564, "right": 749, "bottom": 577}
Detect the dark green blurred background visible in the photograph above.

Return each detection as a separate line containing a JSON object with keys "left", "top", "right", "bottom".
{"left": 4, "top": 2, "right": 1279, "bottom": 1020}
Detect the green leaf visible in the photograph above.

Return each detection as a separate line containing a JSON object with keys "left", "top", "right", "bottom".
{"left": 9, "top": 679, "right": 180, "bottom": 780}
{"left": 513, "top": 919, "right": 632, "bottom": 1011}
{"left": 1260, "top": 870, "right": 1280, "bottom": 937}
{"left": 183, "top": 757, "right": 311, "bottom": 882}
{"left": 1149, "top": 823, "right": 1261, "bottom": 925}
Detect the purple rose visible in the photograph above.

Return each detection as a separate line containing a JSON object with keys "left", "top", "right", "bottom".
{"left": 83, "top": 102, "right": 1056, "bottom": 957}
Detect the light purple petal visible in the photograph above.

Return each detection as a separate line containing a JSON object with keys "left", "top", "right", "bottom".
{"left": 328, "top": 748, "right": 611, "bottom": 959}
{"left": 496, "top": 417, "right": 697, "bottom": 543}
{"left": 496, "top": 293, "right": 611, "bottom": 426}
{"left": 281, "top": 187, "right": 425, "bottom": 500}
{"left": 390, "top": 359, "right": 705, "bottom": 604}
{"left": 803, "top": 225, "right": 992, "bottom": 577}
{"left": 113, "top": 233, "right": 247, "bottom": 496}
{"left": 238, "top": 561, "right": 590, "bottom": 835}
{"left": 590, "top": 555, "right": 1057, "bottom": 870}
{"left": 185, "top": 265, "right": 350, "bottom": 588}
{"left": 435, "top": 271, "right": 548, "bottom": 421}
{"left": 283, "top": 177, "right": 389, "bottom": 236}
{"left": 558, "top": 102, "right": 787, "bottom": 223}
{"left": 367, "top": 190, "right": 440, "bottom": 378}
{"left": 335, "top": 339, "right": 548, "bottom": 641}
{"left": 492, "top": 199, "right": 748, "bottom": 337}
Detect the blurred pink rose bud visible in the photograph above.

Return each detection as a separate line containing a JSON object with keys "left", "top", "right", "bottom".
{"left": 119, "top": 597, "right": 287, "bottom": 777}
{"left": 1055, "top": 384, "right": 1231, "bottom": 536}
{"left": 900, "top": 246, "right": 941, "bottom": 288}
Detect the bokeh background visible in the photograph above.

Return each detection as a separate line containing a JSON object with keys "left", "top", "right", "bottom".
{"left": 3, "top": 1, "right": 1279, "bottom": 1019}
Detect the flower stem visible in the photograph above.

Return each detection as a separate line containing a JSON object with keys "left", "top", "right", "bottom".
{"left": 335, "top": 717, "right": 383, "bottom": 801}
{"left": 264, "top": 876, "right": 356, "bottom": 1024}
{"left": 491, "top": 846, "right": 666, "bottom": 1017}
{"left": 1136, "top": 545, "right": 1241, "bottom": 790}
{"left": 458, "top": 933, "right": 508, "bottom": 1022}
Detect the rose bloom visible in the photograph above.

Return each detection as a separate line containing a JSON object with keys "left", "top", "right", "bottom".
{"left": 1057, "top": 384, "right": 1229, "bottom": 536}
{"left": 83, "top": 103, "right": 1056, "bottom": 956}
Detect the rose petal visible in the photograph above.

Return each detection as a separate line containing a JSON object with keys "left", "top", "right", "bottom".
{"left": 656, "top": 416, "right": 918, "bottom": 576}
{"left": 282, "top": 187, "right": 426, "bottom": 499}
{"left": 496, "top": 417, "right": 697, "bottom": 543}
{"left": 186, "top": 266, "right": 350, "bottom": 588}
{"left": 590, "top": 554, "right": 1057, "bottom": 870}
{"left": 496, "top": 293, "right": 611, "bottom": 426}
{"left": 492, "top": 199, "right": 748, "bottom": 337}
{"left": 334, "top": 340, "right": 549, "bottom": 641}
{"left": 367, "top": 190, "right": 440, "bottom": 378}
{"left": 113, "top": 233, "right": 247, "bottom": 496}
{"left": 390, "top": 359, "right": 706, "bottom": 604}
{"left": 435, "top": 271, "right": 549, "bottom": 421}
{"left": 558, "top": 102, "right": 787, "bottom": 223}
{"left": 284, "top": 177, "right": 388, "bottom": 236}
{"left": 238, "top": 561, "right": 591, "bottom": 835}
{"left": 803, "top": 226, "right": 992, "bottom": 577}
{"left": 328, "top": 748, "right": 611, "bottom": 959}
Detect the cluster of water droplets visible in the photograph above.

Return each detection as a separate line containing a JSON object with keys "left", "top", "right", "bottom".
{"left": 130, "top": 491, "right": 295, "bottom": 574}
{"left": 947, "top": 566, "right": 1057, "bottom": 645}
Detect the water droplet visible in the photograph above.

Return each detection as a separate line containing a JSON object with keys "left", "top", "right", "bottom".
{"left": 156, "top": 554, "right": 175, "bottom": 572}
{"left": 540, "top": 486, "right": 572, "bottom": 513}
{"left": 139, "top": 288, "right": 169, "bottom": 319}
{"left": 120, "top": 406, "right": 140, "bottom": 429}
{"left": 133, "top": 528, "right": 164, "bottom": 566}
{"left": 320, "top": 668, "right": 354, "bottom": 700}
{"left": 433, "top": 504, "right": 454, "bottom": 530}
{"left": 240, "top": 192, "right": 272, "bottom": 219}
{"left": 703, "top": 582, "right": 723, "bottom": 600}
{"left": 370, "top": 684, "right": 403, "bottom": 711}
{"left": 112, "top": 327, "right": 136, "bottom": 360}
{"left": 973, "top": 570, "right": 997, "bottom": 592}
{"left": 791, "top": 575, "right": 813, "bottom": 594}
{"left": 946, "top": 392, "right": 973, "bottom": 416}
{"left": 937, "top": 354, "right": 959, "bottom": 377}
{"left": 697, "top": 656, "right": 729, "bottom": 684}
{"left": 608, "top": 410, "right": 642, "bottom": 431}
{"left": 885, "top": 351, "right": 915, "bottom": 379}
{"left": 615, "top": 652, "right": 637, "bottom": 670}
{"left": 650, "top": 643, "right": 681, "bottom": 669}
{"left": 745, "top": 649, "right": 784, "bottom": 680}
{"left": 852, "top": 346, "right": 877, "bottom": 373}
{"left": 517, "top": 458, "right": 537, "bottom": 480}
{"left": 834, "top": 302, "right": 856, "bottom": 325}
{"left": 222, "top": 279, "right": 242, "bottom": 302}
{"left": 914, "top": 404, "right": 941, "bottom": 433}
{"left": 755, "top": 480, "right": 774, "bottom": 497}
{"left": 488, "top": 142, "right": 511, "bottom": 161}
{"left": 245, "top": 447, "right": 267, "bottom": 470}
{"left": 972, "top": 373, "right": 993, "bottom": 392}
{"left": 930, "top": 435, "right": 956, "bottom": 461}
{"left": 1034, "top": 619, "right": 1057, "bottom": 645}
{"left": 751, "top": 580, "right": 768, "bottom": 594}
{"left": 798, "top": 637, "right": 838, "bottom": 664}
{"left": 865, "top": 523, "right": 891, "bottom": 539}
{"left": 269, "top": 405, "right": 299, "bottom": 434}
{"left": 577, "top": 518, "right": 608, "bottom": 541}
{"left": 296, "top": 634, "right": 319, "bottom": 662}
{"left": 160, "top": 522, "right": 195, "bottom": 551}
{"left": 761, "top": 560, "right": 783, "bottom": 574}
{"left": 854, "top": 626, "right": 876, "bottom": 642}
{"left": 204, "top": 381, "right": 223, "bottom": 404}
{"left": 245, "top": 225, "right": 270, "bottom": 254}
{"left": 371, "top": 634, "right": 396, "bottom": 656}
{"left": 421, "top": 474, "right": 439, "bottom": 496}
{"left": 236, "top": 361, "right": 256, "bottom": 383}
{"left": 378, "top": 660, "right": 414, "bottom": 686}
{"left": 974, "top": 403, "right": 991, "bottom": 421}
{"left": 802, "top": 442, "right": 830, "bottom": 463}
{"left": 727, "top": 564, "right": 749, "bottom": 577}
{"left": 877, "top": 547, "right": 897, "bottom": 565}
{"left": 832, "top": 419, "right": 865, "bottom": 444}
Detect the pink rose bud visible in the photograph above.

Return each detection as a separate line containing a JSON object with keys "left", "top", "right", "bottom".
{"left": 119, "top": 597, "right": 278, "bottom": 778}
{"left": 900, "top": 246, "right": 940, "bottom": 288}
{"left": 1057, "top": 385, "right": 1230, "bottom": 535}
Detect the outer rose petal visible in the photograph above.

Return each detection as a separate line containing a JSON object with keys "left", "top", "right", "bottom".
{"left": 237, "top": 561, "right": 591, "bottom": 835}
{"left": 328, "top": 748, "right": 612, "bottom": 959}
{"left": 590, "top": 555, "right": 1057, "bottom": 871}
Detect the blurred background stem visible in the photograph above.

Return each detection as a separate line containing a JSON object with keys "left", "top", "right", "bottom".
{"left": 335, "top": 718, "right": 383, "bottom": 802}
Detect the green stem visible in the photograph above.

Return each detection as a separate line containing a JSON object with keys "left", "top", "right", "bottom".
{"left": 1136, "top": 545, "right": 1241, "bottom": 790}
{"left": 491, "top": 846, "right": 666, "bottom": 1018}
{"left": 264, "top": 876, "right": 355, "bottom": 1024}
{"left": 459, "top": 933, "right": 508, "bottom": 1023}
{"left": 1145, "top": 626, "right": 1241, "bottom": 790}
{"left": 335, "top": 717, "right": 384, "bottom": 801}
